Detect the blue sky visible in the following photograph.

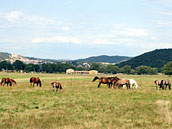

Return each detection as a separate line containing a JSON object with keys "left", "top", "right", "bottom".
{"left": 0, "top": 0, "right": 172, "bottom": 59}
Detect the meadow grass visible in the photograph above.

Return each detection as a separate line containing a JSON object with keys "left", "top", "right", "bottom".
{"left": 0, "top": 73, "right": 172, "bottom": 129}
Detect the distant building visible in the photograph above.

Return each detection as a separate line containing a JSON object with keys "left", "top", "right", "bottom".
{"left": 66, "top": 69, "right": 98, "bottom": 75}
{"left": 74, "top": 71, "right": 89, "bottom": 74}
{"left": 89, "top": 70, "right": 98, "bottom": 75}
{"left": 66, "top": 69, "right": 75, "bottom": 74}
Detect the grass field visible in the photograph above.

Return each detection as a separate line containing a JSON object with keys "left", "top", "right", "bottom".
{"left": 0, "top": 73, "right": 172, "bottom": 129}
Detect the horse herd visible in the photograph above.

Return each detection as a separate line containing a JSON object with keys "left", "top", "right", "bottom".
{"left": 0, "top": 76, "right": 171, "bottom": 91}
{"left": 92, "top": 76, "right": 138, "bottom": 89}
{"left": 92, "top": 76, "right": 171, "bottom": 90}
{"left": 0, "top": 77, "right": 63, "bottom": 92}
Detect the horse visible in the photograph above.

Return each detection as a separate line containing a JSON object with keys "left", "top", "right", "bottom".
{"left": 113, "top": 79, "right": 130, "bottom": 89}
{"left": 129, "top": 79, "right": 138, "bottom": 89}
{"left": 92, "top": 76, "right": 119, "bottom": 88}
{"left": 51, "top": 82, "right": 63, "bottom": 92}
{"left": 154, "top": 80, "right": 162, "bottom": 89}
{"left": 0, "top": 78, "right": 16, "bottom": 86}
{"left": 111, "top": 77, "right": 120, "bottom": 87}
{"left": 30, "top": 77, "right": 42, "bottom": 87}
{"left": 161, "top": 80, "right": 171, "bottom": 90}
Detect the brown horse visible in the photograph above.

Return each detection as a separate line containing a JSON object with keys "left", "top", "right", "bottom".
{"left": 30, "top": 77, "right": 42, "bottom": 87}
{"left": 0, "top": 78, "right": 17, "bottom": 86}
{"left": 161, "top": 80, "right": 171, "bottom": 90}
{"left": 111, "top": 77, "right": 120, "bottom": 87}
{"left": 51, "top": 82, "right": 63, "bottom": 92}
{"left": 92, "top": 76, "right": 120, "bottom": 88}
{"left": 113, "top": 79, "right": 130, "bottom": 89}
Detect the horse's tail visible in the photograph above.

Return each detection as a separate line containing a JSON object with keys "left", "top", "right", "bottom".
{"left": 92, "top": 76, "right": 99, "bottom": 82}
{"left": 59, "top": 83, "right": 63, "bottom": 90}
{"left": 0, "top": 79, "right": 3, "bottom": 86}
{"left": 39, "top": 80, "right": 42, "bottom": 87}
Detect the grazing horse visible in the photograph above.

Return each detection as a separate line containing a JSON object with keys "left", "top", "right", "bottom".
{"left": 30, "top": 77, "right": 42, "bottom": 87}
{"left": 154, "top": 80, "right": 162, "bottom": 89}
{"left": 92, "top": 76, "right": 119, "bottom": 88}
{"left": 114, "top": 79, "right": 130, "bottom": 89}
{"left": 111, "top": 77, "right": 120, "bottom": 87}
{"left": 129, "top": 79, "right": 138, "bottom": 89}
{"left": 0, "top": 78, "right": 16, "bottom": 86}
{"left": 161, "top": 80, "right": 171, "bottom": 90}
{"left": 51, "top": 82, "right": 63, "bottom": 92}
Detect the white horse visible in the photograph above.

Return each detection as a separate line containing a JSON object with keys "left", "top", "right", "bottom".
{"left": 129, "top": 79, "right": 138, "bottom": 89}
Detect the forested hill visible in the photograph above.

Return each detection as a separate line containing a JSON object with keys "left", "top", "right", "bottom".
{"left": 0, "top": 52, "right": 10, "bottom": 60}
{"left": 118, "top": 49, "right": 172, "bottom": 69}
{"left": 76, "top": 55, "right": 132, "bottom": 63}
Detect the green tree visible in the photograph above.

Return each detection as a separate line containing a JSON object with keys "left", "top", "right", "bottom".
{"left": 135, "top": 66, "right": 149, "bottom": 75}
{"left": 76, "top": 66, "right": 85, "bottom": 71}
{"left": 89, "top": 63, "right": 101, "bottom": 71}
{"left": 147, "top": 67, "right": 158, "bottom": 75}
{"left": 25, "top": 64, "right": 40, "bottom": 72}
{"left": 135, "top": 65, "right": 157, "bottom": 75}
{"left": 162, "top": 61, "right": 172, "bottom": 75}
{"left": 41, "top": 63, "right": 76, "bottom": 73}
{"left": 106, "top": 64, "right": 119, "bottom": 74}
{"left": 98, "top": 64, "right": 107, "bottom": 73}
{"left": 0, "top": 61, "right": 13, "bottom": 70}
{"left": 120, "top": 65, "right": 131, "bottom": 74}
{"left": 13, "top": 60, "right": 25, "bottom": 71}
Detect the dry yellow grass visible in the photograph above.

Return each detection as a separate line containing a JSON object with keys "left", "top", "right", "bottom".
{"left": 0, "top": 73, "right": 172, "bottom": 129}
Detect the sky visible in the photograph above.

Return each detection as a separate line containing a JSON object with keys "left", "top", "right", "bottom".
{"left": 0, "top": 0, "right": 172, "bottom": 60}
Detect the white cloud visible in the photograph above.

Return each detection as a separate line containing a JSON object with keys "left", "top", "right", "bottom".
{"left": 94, "top": 39, "right": 115, "bottom": 45}
{"left": 118, "top": 28, "right": 149, "bottom": 37}
{"left": 0, "top": 10, "right": 54, "bottom": 25}
{"left": 148, "top": 0, "right": 172, "bottom": 5}
{"left": 5, "top": 11, "right": 23, "bottom": 22}
{"left": 32, "top": 36, "right": 81, "bottom": 44}
{"left": 24, "top": 15, "right": 54, "bottom": 25}
{"left": 156, "top": 20, "right": 172, "bottom": 26}
{"left": 62, "top": 26, "right": 70, "bottom": 31}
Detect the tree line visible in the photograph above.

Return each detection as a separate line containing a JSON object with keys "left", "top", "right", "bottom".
{"left": 0, "top": 60, "right": 172, "bottom": 75}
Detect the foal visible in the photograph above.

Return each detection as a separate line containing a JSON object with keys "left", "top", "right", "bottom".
{"left": 51, "top": 82, "right": 63, "bottom": 92}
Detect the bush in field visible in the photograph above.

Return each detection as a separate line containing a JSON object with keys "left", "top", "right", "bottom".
{"left": 162, "top": 61, "right": 172, "bottom": 75}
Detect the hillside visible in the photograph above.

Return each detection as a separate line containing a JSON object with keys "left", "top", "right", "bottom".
{"left": 0, "top": 53, "right": 55, "bottom": 64}
{"left": 76, "top": 55, "right": 132, "bottom": 63}
{"left": 0, "top": 52, "right": 10, "bottom": 60}
{"left": 118, "top": 49, "right": 172, "bottom": 69}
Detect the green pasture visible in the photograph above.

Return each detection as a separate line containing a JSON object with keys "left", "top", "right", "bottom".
{"left": 0, "top": 73, "right": 172, "bottom": 129}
